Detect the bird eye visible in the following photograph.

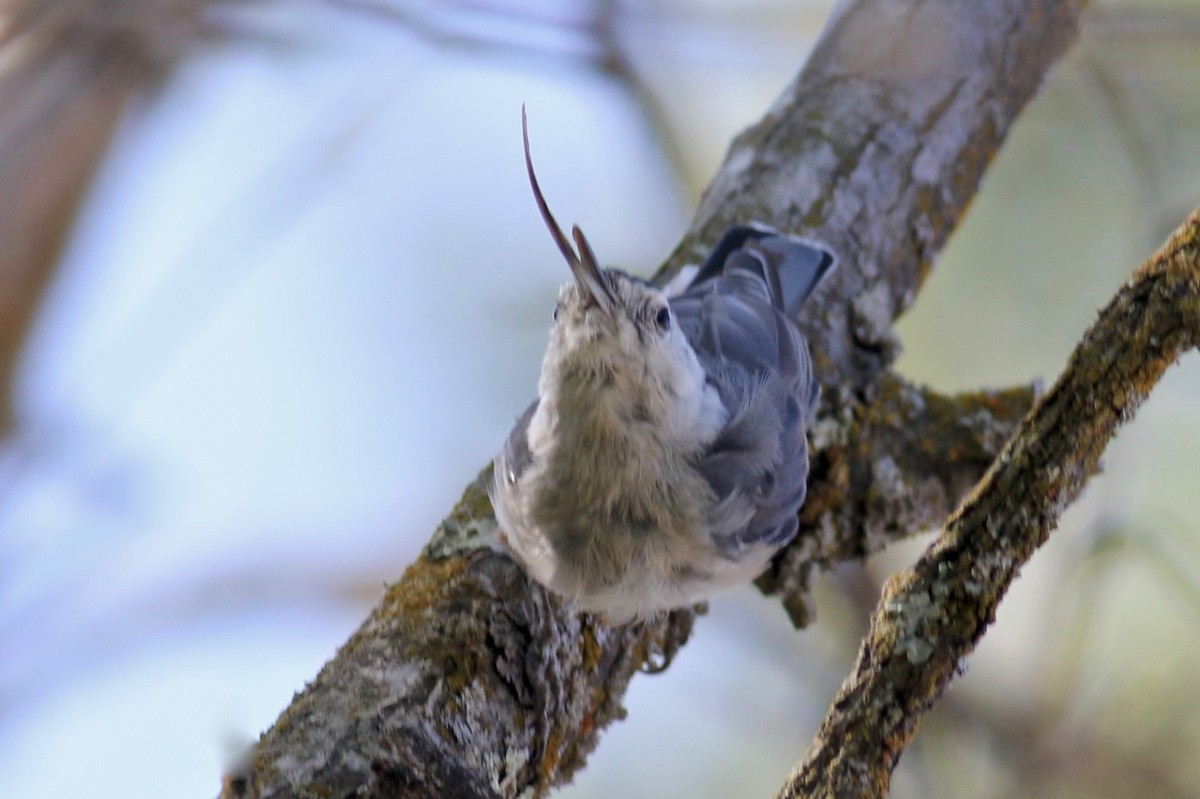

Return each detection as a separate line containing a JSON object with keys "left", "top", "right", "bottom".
{"left": 654, "top": 306, "right": 671, "bottom": 332}
{"left": 553, "top": 304, "right": 559, "bottom": 321}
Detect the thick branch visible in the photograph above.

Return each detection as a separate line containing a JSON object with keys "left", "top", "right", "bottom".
{"left": 661, "top": 0, "right": 1085, "bottom": 392}
{"left": 781, "top": 207, "right": 1200, "bottom": 799}
{"left": 231, "top": 1, "right": 1086, "bottom": 797}
{"left": 233, "top": 479, "right": 695, "bottom": 799}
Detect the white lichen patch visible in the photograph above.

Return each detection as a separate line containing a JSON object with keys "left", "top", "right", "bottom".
{"left": 888, "top": 589, "right": 944, "bottom": 666}
{"left": 850, "top": 281, "right": 898, "bottom": 349}
{"left": 357, "top": 663, "right": 423, "bottom": 710}
{"left": 427, "top": 512, "right": 499, "bottom": 559}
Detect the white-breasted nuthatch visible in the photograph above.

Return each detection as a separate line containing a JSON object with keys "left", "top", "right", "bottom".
{"left": 492, "top": 111, "right": 836, "bottom": 621}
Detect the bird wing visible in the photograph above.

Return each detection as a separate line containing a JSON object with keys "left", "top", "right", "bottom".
{"left": 690, "top": 224, "right": 836, "bottom": 316}
{"left": 497, "top": 400, "right": 538, "bottom": 489}
{"left": 671, "top": 255, "right": 819, "bottom": 554}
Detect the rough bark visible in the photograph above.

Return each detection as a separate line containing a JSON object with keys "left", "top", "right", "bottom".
{"left": 780, "top": 206, "right": 1200, "bottom": 799}
{"left": 756, "top": 376, "right": 1037, "bottom": 626}
{"left": 229, "top": 1, "right": 1087, "bottom": 797}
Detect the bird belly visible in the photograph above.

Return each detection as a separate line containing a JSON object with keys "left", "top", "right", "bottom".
{"left": 505, "top": 484, "right": 774, "bottom": 622}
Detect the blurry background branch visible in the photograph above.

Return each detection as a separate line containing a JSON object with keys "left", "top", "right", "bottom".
{"left": 230, "top": 1, "right": 1089, "bottom": 797}
{"left": 0, "top": 1, "right": 227, "bottom": 436}
{"left": 782, "top": 206, "right": 1200, "bottom": 798}
{"left": 330, "top": 0, "right": 695, "bottom": 205}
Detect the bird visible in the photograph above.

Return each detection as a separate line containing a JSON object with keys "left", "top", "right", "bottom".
{"left": 491, "top": 109, "right": 836, "bottom": 621}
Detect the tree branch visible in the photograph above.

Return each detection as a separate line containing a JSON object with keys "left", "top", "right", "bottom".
{"left": 757, "top": 376, "right": 1038, "bottom": 627}
{"left": 780, "top": 206, "right": 1200, "bottom": 798}
{"left": 229, "top": 1, "right": 1089, "bottom": 797}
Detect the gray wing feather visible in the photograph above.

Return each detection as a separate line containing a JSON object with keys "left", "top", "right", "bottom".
{"left": 693, "top": 224, "right": 837, "bottom": 316}
{"left": 672, "top": 247, "right": 822, "bottom": 553}
{"left": 498, "top": 400, "right": 538, "bottom": 487}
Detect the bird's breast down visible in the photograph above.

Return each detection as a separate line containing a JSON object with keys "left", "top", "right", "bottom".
{"left": 492, "top": 368, "right": 805, "bottom": 620}
{"left": 492, "top": 407, "right": 781, "bottom": 622}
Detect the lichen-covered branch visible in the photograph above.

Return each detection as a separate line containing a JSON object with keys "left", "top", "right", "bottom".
{"left": 230, "top": 1, "right": 1088, "bottom": 797}
{"left": 758, "top": 376, "right": 1038, "bottom": 627}
{"left": 780, "top": 206, "right": 1200, "bottom": 799}
{"left": 234, "top": 472, "right": 695, "bottom": 799}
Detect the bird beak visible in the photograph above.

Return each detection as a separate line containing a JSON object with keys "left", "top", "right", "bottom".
{"left": 522, "top": 106, "right": 615, "bottom": 314}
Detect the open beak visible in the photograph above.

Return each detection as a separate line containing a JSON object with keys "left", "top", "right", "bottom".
{"left": 522, "top": 106, "right": 615, "bottom": 314}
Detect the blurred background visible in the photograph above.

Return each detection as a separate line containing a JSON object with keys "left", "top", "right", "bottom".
{"left": 0, "top": 1, "right": 1198, "bottom": 797}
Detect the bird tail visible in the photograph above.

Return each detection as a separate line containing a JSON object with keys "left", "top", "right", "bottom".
{"left": 691, "top": 223, "right": 837, "bottom": 316}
